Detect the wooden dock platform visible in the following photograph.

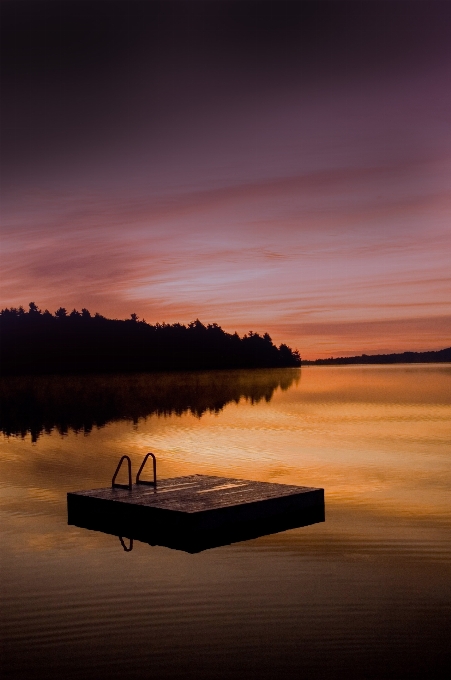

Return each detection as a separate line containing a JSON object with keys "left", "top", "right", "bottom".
{"left": 67, "top": 474, "right": 325, "bottom": 552}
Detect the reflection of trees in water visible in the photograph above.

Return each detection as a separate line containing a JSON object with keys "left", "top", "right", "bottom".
{"left": 0, "top": 369, "right": 300, "bottom": 442}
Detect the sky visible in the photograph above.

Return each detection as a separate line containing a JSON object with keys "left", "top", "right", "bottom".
{"left": 1, "top": 0, "right": 450, "bottom": 359}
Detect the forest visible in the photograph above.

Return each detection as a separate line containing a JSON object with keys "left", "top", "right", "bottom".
{"left": 0, "top": 303, "right": 301, "bottom": 375}
{"left": 303, "top": 348, "right": 451, "bottom": 365}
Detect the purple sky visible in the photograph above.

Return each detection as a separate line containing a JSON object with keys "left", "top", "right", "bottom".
{"left": 1, "top": 1, "right": 450, "bottom": 358}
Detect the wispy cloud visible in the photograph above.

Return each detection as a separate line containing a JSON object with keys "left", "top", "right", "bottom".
{"left": 2, "top": 27, "right": 450, "bottom": 358}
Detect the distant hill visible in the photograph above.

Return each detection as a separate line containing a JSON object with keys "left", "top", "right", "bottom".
{"left": 0, "top": 303, "right": 301, "bottom": 375}
{"left": 303, "top": 347, "right": 451, "bottom": 366}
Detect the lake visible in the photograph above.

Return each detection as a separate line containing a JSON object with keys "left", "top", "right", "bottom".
{"left": 1, "top": 365, "right": 450, "bottom": 680}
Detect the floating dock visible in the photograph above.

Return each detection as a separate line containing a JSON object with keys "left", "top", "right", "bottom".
{"left": 68, "top": 471, "right": 325, "bottom": 553}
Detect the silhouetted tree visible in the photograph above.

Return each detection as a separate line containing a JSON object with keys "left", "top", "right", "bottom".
{"left": 189, "top": 319, "right": 206, "bottom": 331}
{"left": 0, "top": 303, "right": 302, "bottom": 375}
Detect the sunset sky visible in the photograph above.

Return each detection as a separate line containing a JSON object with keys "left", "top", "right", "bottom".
{"left": 1, "top": 1, "right": 450, "bottom": 359}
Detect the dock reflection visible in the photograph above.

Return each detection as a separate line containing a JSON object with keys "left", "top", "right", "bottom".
{"left": 68, "top": 503, "right": 325, "bottom": 554}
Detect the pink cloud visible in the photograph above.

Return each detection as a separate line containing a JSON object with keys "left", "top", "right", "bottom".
{"left": 2, "top": 142, "right": 450, "bottom": 359}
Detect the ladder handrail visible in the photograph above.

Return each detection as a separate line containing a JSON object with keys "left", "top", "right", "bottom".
{"left": 136, "top": 452, "right": 157, "bottom": 486}
{"left": 112, "top": 455, "right": 132, "bottom": 489}
{"left": 119, "top": 536, "right": 133, "bottom": 552}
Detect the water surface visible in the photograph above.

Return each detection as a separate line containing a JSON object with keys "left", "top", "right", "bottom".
{"left": 1, "top": 366, "right": 450, "bottom": 679}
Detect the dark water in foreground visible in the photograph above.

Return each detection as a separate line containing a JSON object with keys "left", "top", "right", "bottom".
{"left": 1, "top": 366, "right": 450, "bottom": 679}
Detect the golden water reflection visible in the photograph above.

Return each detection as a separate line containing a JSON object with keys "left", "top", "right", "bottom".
{"left": 1, "top": 366, "right": 450, "bottom": 680}
{"left": 1, "top": 365, "right": 450, "bottom": 544}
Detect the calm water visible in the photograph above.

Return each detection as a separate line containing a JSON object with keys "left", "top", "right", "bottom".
{"left": 1, "top": 366, "right": 450, "bottom": 680}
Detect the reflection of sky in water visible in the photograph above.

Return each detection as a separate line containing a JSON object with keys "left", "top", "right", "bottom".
{"left": 1, "top": 365, "right": 450, "bottom": 680}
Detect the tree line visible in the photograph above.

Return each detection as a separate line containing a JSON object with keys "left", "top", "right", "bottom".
{"left": 0, "top": 303, "right": 301, "bottom": 375}
{"left": 302, "top": 348, "right": 451, "bottom": 365}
